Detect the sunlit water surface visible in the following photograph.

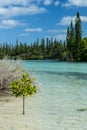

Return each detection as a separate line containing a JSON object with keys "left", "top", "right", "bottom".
{"left": 21, "top": 60, "right": 87, "bottom": 130}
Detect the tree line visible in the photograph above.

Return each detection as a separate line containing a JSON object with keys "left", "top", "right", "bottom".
{"left": 0, "top": 38, "right": 65, "bottom": 60}
{"left": 0, "top": 12, "right": 87, "bottom": 61}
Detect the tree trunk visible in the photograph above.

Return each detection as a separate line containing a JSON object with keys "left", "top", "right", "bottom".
{"left": 23, "top": 95, "right": 25, "bottom": 115}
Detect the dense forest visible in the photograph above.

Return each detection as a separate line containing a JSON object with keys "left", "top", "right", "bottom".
{"left": 0, "top": 12, "right": 87, "bottom": 61}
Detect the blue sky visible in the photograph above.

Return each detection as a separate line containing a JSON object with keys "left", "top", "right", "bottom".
{"left": 0, "top": 0, "right": 87, "bottom": 44}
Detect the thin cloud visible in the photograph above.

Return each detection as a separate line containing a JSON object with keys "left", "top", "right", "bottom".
{"left": 58, "top": 16, "right": 87, "bottom": 26}
{"left": 43, "top": 0, "right": 60, "bottom": 6}
{"left": 46, "top": 34, "right": 66, "bottom": 41}
{"left": 25, "top": 28, "right": 42, "bottom": 32}
{"left": 0, "top": 19, "right": 22, "bottom": 29}
{"left": 58, "top": 16, "right": 75, "bottom": 25}
{"left": 48, "top": 29, "right": 66, "bottom": 33}
{"left": 54, "top": 1, "right": 60, "bottom": 6}
{"left": 81, "top": 16, "right": 87, "bottom": 22}
{"left": 0, "top": 0, "right": 54, "bottom": 7}
{"left": 0, "top": 0, "right": 58, "bottom": 7}
{"left": 63, "top": 0, "right": 87, "bottom": 7}
{"left": 0, "top": 0, "right": 44, "bottom": 7}
{"left": 0, "top": 5, "right": 47, "bottom": 18}
{"left": 0, "top": 0, "right": 31, "bottom": 7}
{"left": 43, "top": 0, "right": 52, "bottom": 5}
{"left": 55, "top": 34, "right": 66, "bottom": 41}
{"left": 19, "top": 33, "right": 30, "bottom": 36}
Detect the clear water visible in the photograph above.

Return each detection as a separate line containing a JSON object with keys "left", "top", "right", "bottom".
{"left": 22, "top": 60, "right": 87, "bottom": 130}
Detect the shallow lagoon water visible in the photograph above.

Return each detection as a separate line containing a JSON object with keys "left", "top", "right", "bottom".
{"left": 21, "top": 60, "right": 87, "bottom": 130}
{"left": 0, "top": 60, "right": 87, "bottom": 130}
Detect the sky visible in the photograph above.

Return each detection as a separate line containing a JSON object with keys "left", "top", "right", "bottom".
{"left": 0, "top": 0, "right": 87, "bottom": 44}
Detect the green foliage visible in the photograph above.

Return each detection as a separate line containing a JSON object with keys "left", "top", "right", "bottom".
{"left": 74, "top": 12, "right": 82, "bottom": 60}
{"left": 75, "top": 12, "right": 82, "bottom": 43}
{"left": 66, "top": 12, "right": 87, "bottom": 61}
{"left": 66, "top": 21, "right": 75, "bottom": 58}
{"left": 0, "top": 38, "right": 65, "bottom": 60}
{"left": 80, "top": 38, "right": 87, "bottom": 61}
{"left": 11, "top": 73, "right": 37, "bottom": 114}
{"left": 11, "top": 73, "right": 37, "bottom": 97}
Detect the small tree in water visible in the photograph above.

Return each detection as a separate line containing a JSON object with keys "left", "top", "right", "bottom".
{"left": 10, "top": 73, "right": 37, "bottom": 115}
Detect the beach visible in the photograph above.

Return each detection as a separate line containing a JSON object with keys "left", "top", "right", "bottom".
{"left": 0, "top": 96, "right": 40, "bottom": 130}
{"left": 0, "top": 93, "right": 87, "bottom": 130}
{"left": 0, "top": 61, "right": 87, "bottom": 130}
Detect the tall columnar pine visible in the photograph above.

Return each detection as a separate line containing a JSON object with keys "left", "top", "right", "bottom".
{"left": 66, "top": 21, "right": 75, "bottom": 59}
{"left": 66, "top": 26, "right": 70, "bottom": 51}
{"left": 75, "top": 12, "right": 82, "bottom": 60}
{"left": 69, "top": 21, "right": 75, "bottom": 55}
{"left": 11, "top": 73, "right": 37, "bottom": 115}
{"left": 66, "top": 12, "right": 82, "bottom": 60}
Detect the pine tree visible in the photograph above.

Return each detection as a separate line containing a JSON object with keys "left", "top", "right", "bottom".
{"left": 74, "top": 12, "right": 82, "bottom": 60}
{"left": 69, "top": 21, "right": 75, "bottom": 57}
{"left": 66, "top": 26, "right": 70, "bottom": 50}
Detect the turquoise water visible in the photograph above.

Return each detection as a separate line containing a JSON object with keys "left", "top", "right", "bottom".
{"left": 22, "top": 60, "right": 87, "bottom": 130}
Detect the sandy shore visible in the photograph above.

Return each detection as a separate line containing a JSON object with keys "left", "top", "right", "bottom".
{"left": 0, "top": 96, "right": 41, "bottom": 130}
{"left": 0, "top": 94, "right": 87, "bottom": 130}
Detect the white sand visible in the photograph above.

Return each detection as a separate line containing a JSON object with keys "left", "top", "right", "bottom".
{"left": 0, "top": 96, "right": 41, "bottom": 130}
{"left": 0, "top": 95, "right": 87, "bottom": 130}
